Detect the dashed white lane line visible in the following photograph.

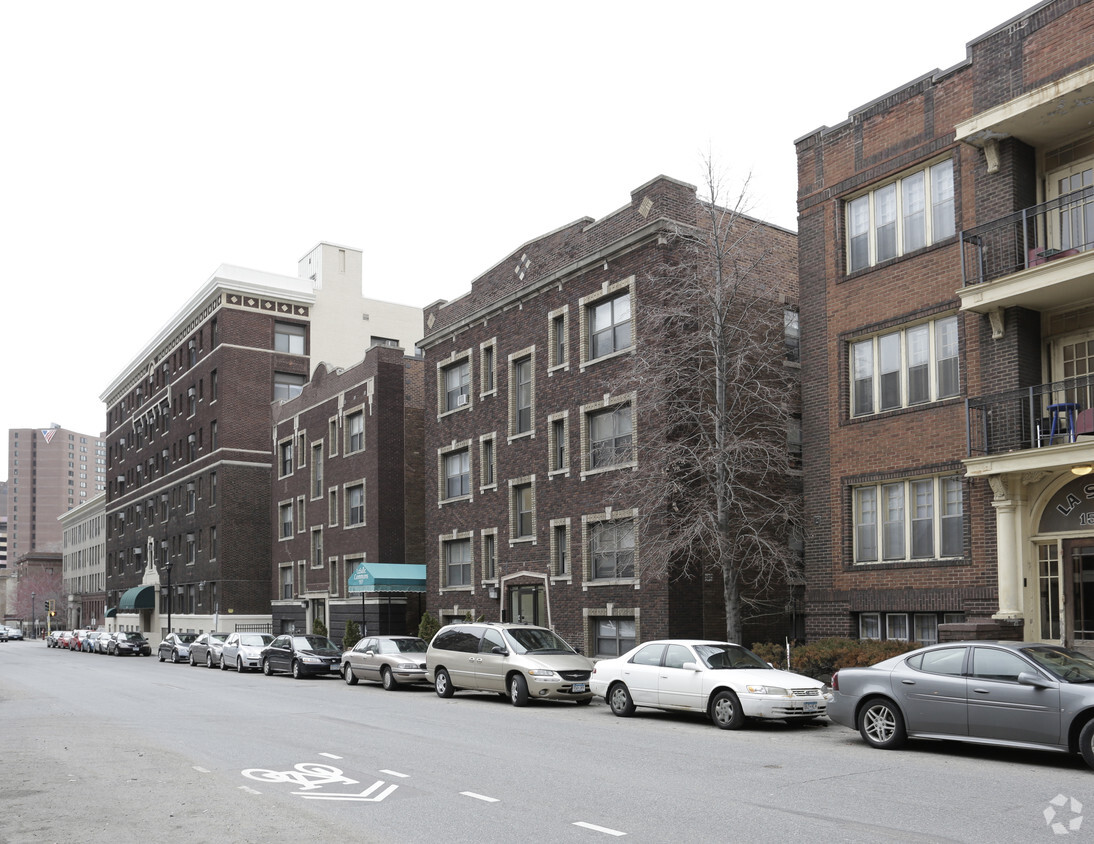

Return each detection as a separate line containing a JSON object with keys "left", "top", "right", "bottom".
{"left": 318, "top": 752, "right": 342, "bottom": 759}
{"left": 193, "top": 766, "right": 210, "bottom": 773}
{"left": 380, "top": 769, "right": 410, "bottom": 778}
{"left": 573, "top": 822, "right": 627, "bottom": 837}
{"left": 460, "top": 791, "right": 500, "bottom": 803}
{"left": 239, "top": 786, "right": 261, "bottom": 795}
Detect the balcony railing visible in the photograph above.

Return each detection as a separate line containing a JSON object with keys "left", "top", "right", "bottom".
{"left": 959, "top": 184, "right": 1094, "bottom": 286}
{"left": 967, "top": 373, "right": 1094, "bottom": 456}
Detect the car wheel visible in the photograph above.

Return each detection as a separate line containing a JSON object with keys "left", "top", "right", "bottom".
{"left": 344, "top": 664, "right": 358, "bottom": 686}
{"left": 608, "top": 683, "right": 636, "bottom": 717}
{"left": 221, "top": 656, "right": 229, "bottom": 671}
{"left": 1079, "top": 720, "right": 1094, "bottom": 769}
{"left": 262, "top": 658, "right": 273, "bottom": 676}
{"left": 381, "top": 666, "right": 396, "bottom": 691}
{"left": 158, "top": 651, "right": 165, "bottom": 662}
{"left": 710, "top": 690, "right": 746, "bottom": 730}
{"left": 171, "top": 649, "right": 180, "bottom": 664}
{"left": 236, "top": 656, "right": 245, "bottom": 673}
{"left": 858, "top": 698, "right": 906, "bottom": 750}
{"left": 189, "top": 652, "right": 197, "bottom": 666}
{"left": 509, "top": 674, "right": 529, "bottom": 707}
{"left": 435, "top": 668, "right": 454, "bottom": 698}
{"left": 292, "top": 660, "right": 304, "bottom": 680}
{"left": 206, "top": 653, "right": 214, "bottom": 669}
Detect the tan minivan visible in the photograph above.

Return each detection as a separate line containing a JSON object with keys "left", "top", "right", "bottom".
{"left": 426, "top": 622, "right": 594, "bottom": 706}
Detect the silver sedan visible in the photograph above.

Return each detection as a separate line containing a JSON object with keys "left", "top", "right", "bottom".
{"left": 341, "top": 636, "right": 428, "bottom": 689}
{"left": 829, "top": 640, "right": 1094, "bottom": 768}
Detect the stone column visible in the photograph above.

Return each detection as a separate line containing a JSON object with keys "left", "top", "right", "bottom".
{"left": 990, "top": 475, "right": 1023, "bottom": 619}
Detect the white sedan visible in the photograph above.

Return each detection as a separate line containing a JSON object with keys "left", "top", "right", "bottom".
{"left": 590, "top": 639, "right": 832, "bottom": 729}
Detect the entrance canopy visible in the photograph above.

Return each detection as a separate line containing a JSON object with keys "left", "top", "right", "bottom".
{"left": 118, "top": 584, "right": 155, "bottom": 611}
{"left": 104, "top": 607, "right": 117, "bottom": 618}
{"left": 347, "top": 563, "right": 426, "bottom": 594}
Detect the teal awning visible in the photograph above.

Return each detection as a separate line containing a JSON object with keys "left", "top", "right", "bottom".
{"left": 104, "top": 607, "right": 117, "bottom": 618}
{"left": 347, "top": 563, "right": 427, "bottom": 593}
{"left": 118, "top": 584, "right": 155, "bottom": 611}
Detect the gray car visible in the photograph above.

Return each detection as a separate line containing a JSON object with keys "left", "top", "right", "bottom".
{"left": 220, "top": 632, "right": 274, "bottom": 673}
{"left": 189, "top": 632, "right": 229, "bottom": 668}
{"left": 828, "top": 640, "right": 1094, "bottom": 768}
{"left": 342, "top": 636, "right": 428, "bottom": 689}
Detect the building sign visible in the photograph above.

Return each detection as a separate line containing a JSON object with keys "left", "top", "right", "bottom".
{"left": 1040, "top": 477, "right": 1094, "bottom": 533}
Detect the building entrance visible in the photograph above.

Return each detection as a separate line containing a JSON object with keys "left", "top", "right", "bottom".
{"left": 1064, "top": 540, "right": 1094, "bottom": 647}
{"left": 507, "top": 585, "right": 546, "bottom": 626}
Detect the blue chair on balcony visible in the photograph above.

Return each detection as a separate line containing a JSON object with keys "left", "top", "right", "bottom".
{"left": 1048, "top": 402, "right": 1081, "bottom": 444}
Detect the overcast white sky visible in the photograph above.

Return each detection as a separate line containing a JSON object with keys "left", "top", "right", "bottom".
{"left": 0, "top": 0, "right": 1039, "bottom": 474}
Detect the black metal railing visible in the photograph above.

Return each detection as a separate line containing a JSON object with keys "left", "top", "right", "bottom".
{"left": 967, "top": 373, "right": 1094, "bottom": 455}
{"left": 959, "top": 184, "right": 1094, "bottom": 286}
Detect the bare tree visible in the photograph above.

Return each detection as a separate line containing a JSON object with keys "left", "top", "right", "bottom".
{"left": 612, "top": 161, "right": 802, "bottom": 644}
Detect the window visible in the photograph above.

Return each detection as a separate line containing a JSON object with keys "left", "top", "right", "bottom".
{"left": 549, "top": 308, "right": 568, "bottom": 369}
{"left": 187, "top": 387, "right": 196, "bottom": 417}
{"left": 311, "top": 443, "right": 323, "bottom": 498}
{"left": 512, "top": 482, "right": 534, "bottom": 539}
{"left": 186, "top": 534, "right": 196, "bottom": 565}
{"left": 588, "top": 291, "right": 633, "bottom": 361}
{"left": 279, "top": 440, "right": 293, "bottom": 477}
{"left": 275, "top": 322, "right": 306, "bottom": 354}
{"left": 188, "top": 338, "right": 197, "bottom": 368}
{"left": 512, "top": 354, "right": 533, "bottom": 435}
{"left": 329, "top": 489, "right": 338, "bottom": 525}
{"left": 785, "top": 309, "right": 800, "bottom": 363}
{"left": 854, "top": 475, "right": 963, "bottom": 563}
{"left": 590, "top": 519, "right": 635, "bottom": 579}
{"left": 186, "top": 483, "right": 195, "bottom": 513}
{"left": 1039, "top": 544, "right": 1061, "bottom": 640}
{"left": 274, "top": 372, "right": 306, "bottom": 401}
{"left": 445, "top": 539, "right": 472, "bottom": 587}
{"left": 886, "top": 614, "right": 909, "bottom": 641}
{"left": 847, "top": 159, "right": 954, "bottom": 271}
{"left": 481, "top": 342, "right": 496, "bottom": 394}
{"left": 346, "top": 410, "right": 364, "bottom": 453}
{"left": 549, "top": 415, "right": 568, "bottom": 473}
{"left": 442, "top": 359, "right": 470, "bottom": 412}
{"left": 594, "top": 618, "right": 636, "bottom": 658}
{"left": 914, "top": 614, "right": 939, "bottom": 645}
{"left": 444, "top": 449, "right": 470, "bottom": 500}
{"left": 370, "top": 335, "right": 399, "bottom": 348}
{"left": 346, "top": 483, "right": 364, "bottom": 526}
{"left": 851, "top": 316, "right": 959, "bottom": 416}
{"left": 482, "top": 531, "right": 497, "bottom": 580}
{"left": 210, "top": 420, "right": 217, "bottom": 451}
{"left": 311, "top": 528, "right": 323, "bottom": 567}
{"left": 552, "top": 521, "right": 570, "bottom": 576}
{"left": 280, "top": 566, "right": 293, "bottom": 600}
{"left": 787, "top": 415, "right": 802, "bottom": 471}
{"left": 970, "top": 647, "right": 1030, "bottom": 683}
{"left": 280, "top": 503, "right": 293, "bottom": 539}
{"left": 588, "top": 405, "right": 633, "bottom": 469}
{"left": 210, "top": 370, "right": 218, "bottom": 402}
{"left": 859, "top": 613, "right": 881, "bottom": 640}
{"left": 210, "top": 526, "right": 217, "bottom": 560}
{"left": 480, "top": 435, "right": 496, "bottom": 488}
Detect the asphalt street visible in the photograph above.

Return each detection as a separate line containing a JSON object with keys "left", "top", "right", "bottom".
{"left": 1, "top": 639, "right": 1091, "bottom": 843}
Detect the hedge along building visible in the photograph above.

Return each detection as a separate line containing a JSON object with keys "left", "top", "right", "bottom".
{"left": 796, "top": 0, "right": 1094, "bottom": 646}
{"left": 270, "top": 344, "right": 425, "bottom": 640}
{"left": 419, "top": 175, "right": 800, "bottom": 654}
{"left": 100, "top": 243, "right": 423, "bottom": 639}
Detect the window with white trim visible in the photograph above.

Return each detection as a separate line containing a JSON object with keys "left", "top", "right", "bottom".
{"left": 588, "top": 516, "right": 635, "bottom": 580}
{"left": 480, "top": 434, "right": 496, "bottom": 489}
{"left": 480, "top": 340, "right": 496, "bottom": 395}
{"left": 443, "top": 448, "right": 470, "bottom": 500}
{"left": 509, "top": 350, "right": 534, "bottom": 437}
{"left": 587, "top": 291, "right": 632, "bottom": 361}
{"left": 345, "top": 410, "right": 364, "bottom": 454}
{"left": 510, "top": 479, "right": 535, "bottom": 540}
{"left": 549, "top": 306, "right": 568, "bottom": 370}
{"left": 853, "top": 474, "right": 963, "bottom": 563}
{"left": 346, "top": 483, "right": 364, "bottom": 526}
{"left": 274, "top": 372, "right": 305, "bottom": 401}
{"left": 847, "top": 159, "right": 955, "bottom": 271}
{"left": 482, "top": 530, "right": 497, "bottom": 580}
{"left": 442, "top": 358, "right": 470, "bottom": 412}
{"left": 279, "top": 502, "right": 293, "bottom": 539}
{"left": 593, "top": 617, "right": 636, "bottom": 658}
{"left": 851, "top": 315, "right": 959, "bottom": 416}
{"left": 275, "top": 321, "right": 306, "bottom": 354}
{"left": 444, "top": 538, "right": 472, "bottom": 587}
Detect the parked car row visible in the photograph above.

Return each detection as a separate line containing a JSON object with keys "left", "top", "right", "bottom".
{"left": 0, "top": 626, "right": 25, "bottom": 641}
{"left": 44, "top": 629, "right": 151, "bottom": 656}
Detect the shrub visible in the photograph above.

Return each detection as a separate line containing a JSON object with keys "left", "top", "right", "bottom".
{"left": 312, "top": 617, "right": 328, "bottom": 639}
{"left": 343, "top": 620, "right": 361, "bottom": 651}
{"left": 750, "top": 638, "right": 920, "bottom": 682}
{"left": 418, "top": 611, "right": 441, "bottom": 644}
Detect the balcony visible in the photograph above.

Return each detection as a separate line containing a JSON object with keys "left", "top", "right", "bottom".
{"left": 966, "top": 374, "right": 1094, "bottom": 462}
{"left": 958, "top": 186, "right": 1094, "bottom": 317}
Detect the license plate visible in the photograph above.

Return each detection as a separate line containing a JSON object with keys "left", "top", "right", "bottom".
{"left": 803, "top": 701, "right": 818, "bottom": 713}
{"left": 572, "top": 683, "right": 586, "bottom": 693}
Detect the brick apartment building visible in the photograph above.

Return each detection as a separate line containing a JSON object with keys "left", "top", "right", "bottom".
{"left": 270, "top": 344, "right": 425, "bottom": 640}
{"left": 420, "top": 175, "right": 799, "bottom": 655}
{"left": 100, "top": 243, "right": 422, "bottom": 638}
{"left": 60, "top": 492, "right": 106, "bottom": 630}
{"left": 796, "top": 0, "right": 1094, "bottom": 645}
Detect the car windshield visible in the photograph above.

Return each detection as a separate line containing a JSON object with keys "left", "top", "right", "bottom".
{"left": 1023, "top": 646, "right": 1094, "bottom": 682}
{"left": 210, "top": 633, "right": 228, "bottom": 642}
{"left": 124, "top": 633, "right": 144, "bottom": 642}
{"left": 381, "top": 638, "right": 427, "bottom": 654}
{"left": 694, "top": 644, "right": 771, "bottom": 670}
{"left": 177, "top": 633, "right": 198, "bottom": 644}
{"left": 294, "top": 635, "right": 336, "bottom": 651}
{"left": 240, "top": 634, "right": 273, "bottom": 647}
{"left": 505, "top": 627, "right": 575, "bottom": 655}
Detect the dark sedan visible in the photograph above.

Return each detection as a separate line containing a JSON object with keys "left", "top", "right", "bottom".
{"left": 829, "top": 640, "right": 1094, "bottom": 768}
{"left": 109, "top": 631, "right": 152, "bottom": 656}
{"left": 261, "top": 634, "right": 341, "bottom": 679}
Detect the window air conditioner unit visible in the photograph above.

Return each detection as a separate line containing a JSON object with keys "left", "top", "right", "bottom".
{"left": 456, "top": 394, "right": 468, "bottom": 406}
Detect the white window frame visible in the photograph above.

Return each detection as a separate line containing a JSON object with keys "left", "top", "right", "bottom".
{"left": 853, "top": 474, "right": 963, "bottom": 564}
{"left": 580, "top": 277, "right": 635, "bottom": 367}
{"left": 851, "top": 315, "right": 959, "bottom": 417}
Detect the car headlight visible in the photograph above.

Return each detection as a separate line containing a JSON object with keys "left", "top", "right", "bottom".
{"left": 395, "top": 662, "right": 419, "bottom": 670}
{"left": 527, "top": 669, "right": 558, "bottom": 678}
{"left": 302, "top": 656, "right": 322, "bottom": 663}
{"left": 746, "top": 685, "right": 789, "bottom": 696}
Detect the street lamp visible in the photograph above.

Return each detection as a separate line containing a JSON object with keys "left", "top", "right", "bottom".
{"left": 162, "top": 560, "right": 173, "bottom": 634}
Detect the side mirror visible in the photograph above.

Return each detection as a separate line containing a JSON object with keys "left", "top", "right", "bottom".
{"left": 681, "top": 661, "right": 701, "bottom": 672}
{"left": 1018, "top": 671, "right": 1051, "bottom": 689}
{"left": 491, "top": 646, "right": 509, "bottom": 656}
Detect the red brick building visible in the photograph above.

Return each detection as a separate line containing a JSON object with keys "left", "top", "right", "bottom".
{"left": 270, "top": 345, "right": 424, "bottom": 640}
{"left": 420, "top": 175, "right": 799, "bottom": 654}
{"left": 796, "top": 0, "right": 1094, "bottom": 645}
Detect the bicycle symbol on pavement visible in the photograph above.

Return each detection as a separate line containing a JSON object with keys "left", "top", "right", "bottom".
{"left": 242, "top": 762, "right": 359, "bottom": 791}
{"left": 241, "top": 761, "right": 398, "bottom": 803}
